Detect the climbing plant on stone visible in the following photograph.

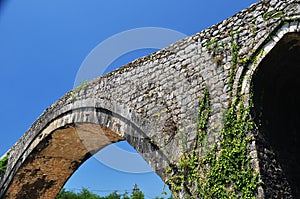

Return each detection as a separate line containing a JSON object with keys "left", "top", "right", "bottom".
{"left": 166, "top": 88, "right": 211, "bottom": 198}
{"left": 166, "top": 29, "right": 262, "bottom": 198}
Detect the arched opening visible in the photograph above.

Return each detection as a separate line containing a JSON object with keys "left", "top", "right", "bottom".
{"left": 252, "top": 32, "right": 300, "bottom": 198}
{"left": 2, "top": 109, "right": 173, "bottom": 198}
{"left": 63, "top": 141, "right": 172, "bottom": 198}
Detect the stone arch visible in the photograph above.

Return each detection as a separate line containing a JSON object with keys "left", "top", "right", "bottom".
{"left": 0, "top": 98, "right": 171, "bottom": 198}
{"left": 0, "top": 36, "right": 212, "bottom": 198}
{"left": 241, "top": 21, "right": 300, "bottom": 101}
{"left": 243, "top": 23, "right": 300, "bottom": 198}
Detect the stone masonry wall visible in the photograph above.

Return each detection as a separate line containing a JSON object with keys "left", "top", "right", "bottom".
{"left": 1, "top": 0, "right": 300, "bottom": 198}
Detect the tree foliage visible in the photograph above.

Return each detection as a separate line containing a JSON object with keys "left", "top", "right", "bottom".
{"left": 56, "top": 184, "right": 173, "bottom": 199}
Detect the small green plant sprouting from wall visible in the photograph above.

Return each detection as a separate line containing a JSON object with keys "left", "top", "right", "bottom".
{"left": 263, "top": 10, "right": 284, "bottom": 21}
{"left": 70, "top": 80, "right": 89, "bottom": 101}
{"left": 206, "top": 38, "right": 218, "bottom": 50}
{"left": 206, "top": 38, "right": 228, "bottom": 64}
{"left": 78, "top": 80, "right": 89, "bottom": 91}
{"left": 0, "top": 155, "right": 8, "bottom": 175}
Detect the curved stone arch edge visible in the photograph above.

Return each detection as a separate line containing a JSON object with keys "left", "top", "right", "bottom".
{"left": 206, "top": 19, "right": 300, "bottom": 197}
{"left": 240, "top": 18, "right": 300, "bottom": 104}
{"left": 235, "top": 17, "right": 300, "bottom": 198}
{"left": 0, "top": 98, "right": 172, "bottom": 196}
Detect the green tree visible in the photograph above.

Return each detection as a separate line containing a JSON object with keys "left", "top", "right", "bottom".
{"left": 77, "top": 188, "right": 101, "bottom": 199}
{"left": 56, "top": 188, "right": 101, "bottom": 199}
{"left": 154, "top": 195, "right": 174, "bottom": 199}
{"left": 56, "top": 185, "right": 172, "bottom": 199}
{"left": 56, "top": 188, "right": 78, "bottom": 199}
{"left": 102, "top": 190, "right": 122, "bottom": 199}
{"left": 130, "top": 184, "right": 144, "bottom": 199}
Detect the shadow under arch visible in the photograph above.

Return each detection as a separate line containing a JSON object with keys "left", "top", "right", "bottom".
{"left": 251, "top": 32, "right": 300, "bottom": 198}
{"left": 1, "top": 104, "right": 171, "bottom": 198}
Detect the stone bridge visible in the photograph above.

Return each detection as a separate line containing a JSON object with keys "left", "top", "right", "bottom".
{"left": 1, "top": 0, "right": 300, "bottom": 198}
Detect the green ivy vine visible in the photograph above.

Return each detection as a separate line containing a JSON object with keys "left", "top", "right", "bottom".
{"left": 166, "top": 31, "right": 260, "bottom": 198}
{"left": 200, "top": 99, "right": 259, "bottom": 199}
{"left": 228, "top": 30, "right": 240, "bottom": 97}
{"left": 166, "top": 88, "right": 211, "bottom": 198}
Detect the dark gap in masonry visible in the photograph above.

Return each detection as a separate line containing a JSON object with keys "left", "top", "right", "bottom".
{"left": 252, "top": 32, "right": 300, "bottom": 198}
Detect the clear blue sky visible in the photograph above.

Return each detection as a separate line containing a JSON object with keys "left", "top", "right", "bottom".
{"left": 0, "top": 0, "right": 258, "bottom": 198}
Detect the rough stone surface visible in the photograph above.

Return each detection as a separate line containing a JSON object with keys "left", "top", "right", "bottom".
{"left": 1, "top": 0, "right": 300, "bottom": 198}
